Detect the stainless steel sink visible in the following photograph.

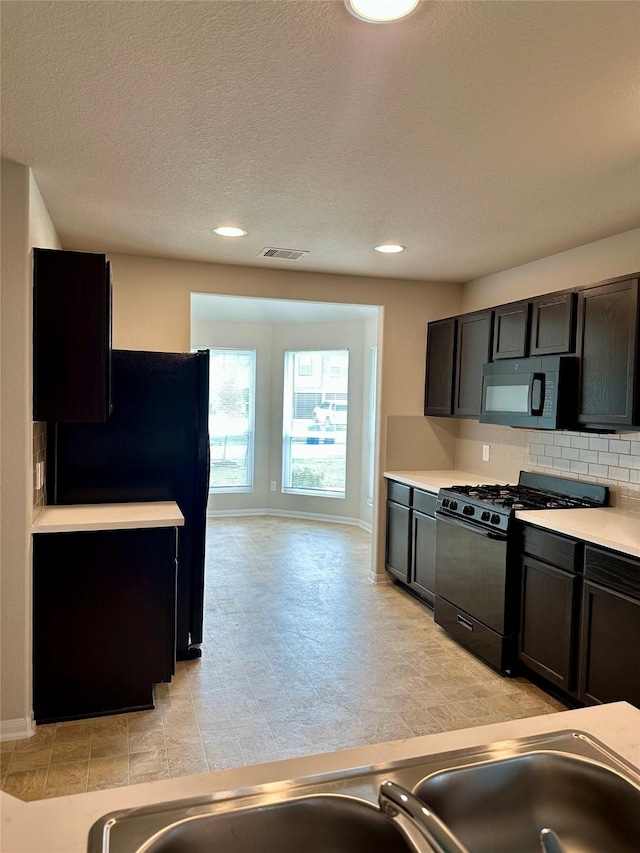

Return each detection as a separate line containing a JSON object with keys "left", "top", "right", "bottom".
{"left": 413, "top": 750, "right": 640, "bottom": 853}
{"left": 88, "top": 731, "right": 640, "bottom": 853}
{"left": 135, "top": 794, "right": 410, "bottom": 853}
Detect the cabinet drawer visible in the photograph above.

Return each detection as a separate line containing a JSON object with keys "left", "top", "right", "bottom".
{"left": 413, "top": 489, "right": 437, "bottom": 516}
{"left": 584, "top": 546, "right": 640, "bottom": 600}
{"left": 387, "top": 481, "right": 411, "bottom": 506}
{"left": 522, "top": 525, "right": 579, "bottom": 572}
{"left": 435, "top": 596, "right": 510, "bottom": 672}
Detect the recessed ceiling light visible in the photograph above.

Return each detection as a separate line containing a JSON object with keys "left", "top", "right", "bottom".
{"left": 213, "top": 226, "right": 248, "bottom": 237}
{"left": 374, "top": 244, "right": 405, "bottom": 253}
{"left": 345, "top": 0, "right": 420, "bottom": 23}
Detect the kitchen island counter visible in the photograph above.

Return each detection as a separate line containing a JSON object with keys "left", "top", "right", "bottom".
{"left": 2, "top": 702, "right": 638, "bottom": 853}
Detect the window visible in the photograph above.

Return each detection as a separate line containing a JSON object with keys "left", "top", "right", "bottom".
{"left": 207, "top": 349, "right": 256, "bottom": 492}
{"left": 282, "top": 349, "right": 349, "bottom": 498}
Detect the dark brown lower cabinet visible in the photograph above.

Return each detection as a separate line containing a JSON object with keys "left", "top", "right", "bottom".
{"left": 518, "top": 556, "right": 578, "bottom": 693}
{"left": 33, "top": 526, "right": 177, "bottom": 724}
{"left": 578, "top": 581, "right": 640, "bottom": 707}
{"left": 410, "top": 489, "right": 437, "bottom": 606}
{"left": 411, "top": 511, "right": 436, "bottom": 606}
{"left": 518, "top": 529, "right": 640, "bottom": 709}
{"left": 385, "top": 481, "right": 438, "bottom": 605}
{"left": 386, "top": 500, "right": 411, "bottom": 583}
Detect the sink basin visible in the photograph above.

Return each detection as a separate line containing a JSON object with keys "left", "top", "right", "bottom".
{"left": 135, "top": 795, "right": 410, "bottom": 853}
{"left": 413, "top": 750, "right": 640, "bottom": 853}
{"left": 89, "top": 731, "right": 640, "bottom": 853}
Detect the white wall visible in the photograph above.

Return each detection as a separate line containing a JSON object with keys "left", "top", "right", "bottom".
{"left": 1, "top": 162, "right": 61, "bottom": 735}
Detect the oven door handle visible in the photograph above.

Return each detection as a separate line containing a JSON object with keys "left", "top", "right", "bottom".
{"left": 435, "top": 510, "right": 508, "bottom": 541}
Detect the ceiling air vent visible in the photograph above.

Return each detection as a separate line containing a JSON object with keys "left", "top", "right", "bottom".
{"left": 258, "top": 247, "right": 309, "bottom": 260}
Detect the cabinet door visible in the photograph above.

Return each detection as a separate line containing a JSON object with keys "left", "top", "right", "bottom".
{"left": 424, "top": 318, "right": 456, "bottom": 416}
{"left": 529, "top": 292, "right": 577, "bottom": 356}
{"left": 577, "top": 277, "right": 639, "bottom": 429}
{"left": 33, "top": 527, "right": 177, "bottom": 723}
{"left": 492, "top": 300, "right": 531, "bottom": 360}
{"left": 33, "top": 248, "right": 112, "bottom": 422}
{"left": 578, "top": 581, "right": 640, "bottom": 707}
{"left": 386, "top": 500, "right": 411, "bottom": 583}
{"left": 518, "top": 556, "right": 578, "bottom": 693}
{"left": 411, "top": 510, "right": 436, "bottom": 606}
{"left": 454, "top": 310, "right": 493, "bottom": 418}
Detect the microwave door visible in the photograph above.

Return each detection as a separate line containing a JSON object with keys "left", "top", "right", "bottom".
{"left": 481, "top": 373, "right": 534, "bottom": 425}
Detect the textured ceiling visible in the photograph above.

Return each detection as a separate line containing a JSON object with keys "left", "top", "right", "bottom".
{"left": 2, "top": 1, "right": 639, "bottom": 282}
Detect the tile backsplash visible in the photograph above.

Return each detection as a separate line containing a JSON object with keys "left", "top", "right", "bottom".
{"left": 455, "top": 420, "right": 640, "bottom": 513}
{"left": 527, "top": 430, "right": 640, "bottom": 512}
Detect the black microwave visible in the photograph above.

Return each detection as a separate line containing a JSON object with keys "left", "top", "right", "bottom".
{"left": 480, "top": 356, "right": 578, "bottom": 429}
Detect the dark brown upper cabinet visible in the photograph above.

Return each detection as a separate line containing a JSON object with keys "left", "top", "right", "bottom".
{"left": 576, "top": 276, "right": 639, "bottom": 430}
{"left": 424, "top": 317, "right": 456, "bottom": 416}
{"left": 529, "top": 291, "right": 577, "bottom": 356}
{"left": 492, "top": 300, "right": 531, "bottom": 360}
{"left": 33, "top": 248, "right": 112, "bottom": 423}
{"left": 454, "top": 310, "right": 493, "bottom": 417}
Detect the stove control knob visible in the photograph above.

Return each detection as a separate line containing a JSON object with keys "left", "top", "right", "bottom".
{"left": 490, "top": 513, "right": 501, "bottom": 525}
{"left": 463, "top": 505, "right": 475, "bottom": 516}
{"left": 481, "top": 510, "right": 491, "bottom": 522}
{"left": 442, "top": 498, "right": 450, "bottom": 508}
{"left": 449, "top": 500, "right": 458, "bottom": 511}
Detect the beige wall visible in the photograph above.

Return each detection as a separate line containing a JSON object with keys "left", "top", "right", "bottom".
{"left": 456, "top": 227, "right": 640, "bottom": 508}
{"left": 107, "top": 252, "right": 463, "bottom": 577}
{"left": 1, "top": 162, "right": 60, "bottom": 731}
{"left": 461, "top": 227, "right": 640, "bottom": 314}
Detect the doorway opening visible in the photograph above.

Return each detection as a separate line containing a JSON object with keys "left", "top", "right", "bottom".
{"left": 191, "top": 294, "right": 381, "bottom": 540}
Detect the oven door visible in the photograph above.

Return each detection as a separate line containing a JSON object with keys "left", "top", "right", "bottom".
{"left": 435, "top": 511, "right": 510, "bottom": 634}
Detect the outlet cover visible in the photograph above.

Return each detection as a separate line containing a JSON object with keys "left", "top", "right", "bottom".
{"left": 482, "top": 444, "right": 491, "bottom": 462}
{"left": 270, "top": 481, "right": 277, "bottom": 491}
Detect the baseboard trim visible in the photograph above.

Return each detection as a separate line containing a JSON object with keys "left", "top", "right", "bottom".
{"left": 207, "top": 508, "right": 270, "bottom": 518}
{"left": 207, "top": 508, "right": 372, "bottom": 530}
{"left": 369, "top": 570, "right": 391, "bottom": 584}
{"left": 0, "top": 716, "right": 34, "bottom": 742}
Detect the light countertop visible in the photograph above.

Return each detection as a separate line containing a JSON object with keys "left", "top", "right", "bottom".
{"left": 516, "top": 506, "right": 640, "bottom": 559}
{"left": 1, "top": 702, "right": 638, "bottom": 853}
{"left": 385, "top": 470, "right": 640, "bottom": 559}
{"left": 31, "top": 502, "right": 184, "bottom": 534}
{"left": 384, "top": 469, "right": 510, "bottom": 493}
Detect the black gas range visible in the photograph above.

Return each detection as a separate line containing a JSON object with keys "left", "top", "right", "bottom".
{"left": 437, "top": 471, "right": 608, "bottom": 535}
{"left": 434, "top": 472, "right": 608, "bottom": 674}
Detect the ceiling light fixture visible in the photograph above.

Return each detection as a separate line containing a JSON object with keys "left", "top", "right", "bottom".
{"left": 345, "top": 0, "right": 420, "bottom": 23}
{"left": 213, "top": 226, "right": 247, "bottom": 237}
{"left": 374, "top": 244, "right": 405, "bottom": 253}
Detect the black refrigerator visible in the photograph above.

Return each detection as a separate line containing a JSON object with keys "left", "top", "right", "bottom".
{"left": 47, "top": 349, "right": 210, "bottom": 660}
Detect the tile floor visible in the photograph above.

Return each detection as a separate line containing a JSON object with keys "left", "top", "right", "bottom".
{"left": 1, "top": 516, "right": 565, "bottom": 800}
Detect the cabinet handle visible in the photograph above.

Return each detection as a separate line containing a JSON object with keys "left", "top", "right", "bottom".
{"left": 457, "top": 614, "right": 473, "bottom": 632}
